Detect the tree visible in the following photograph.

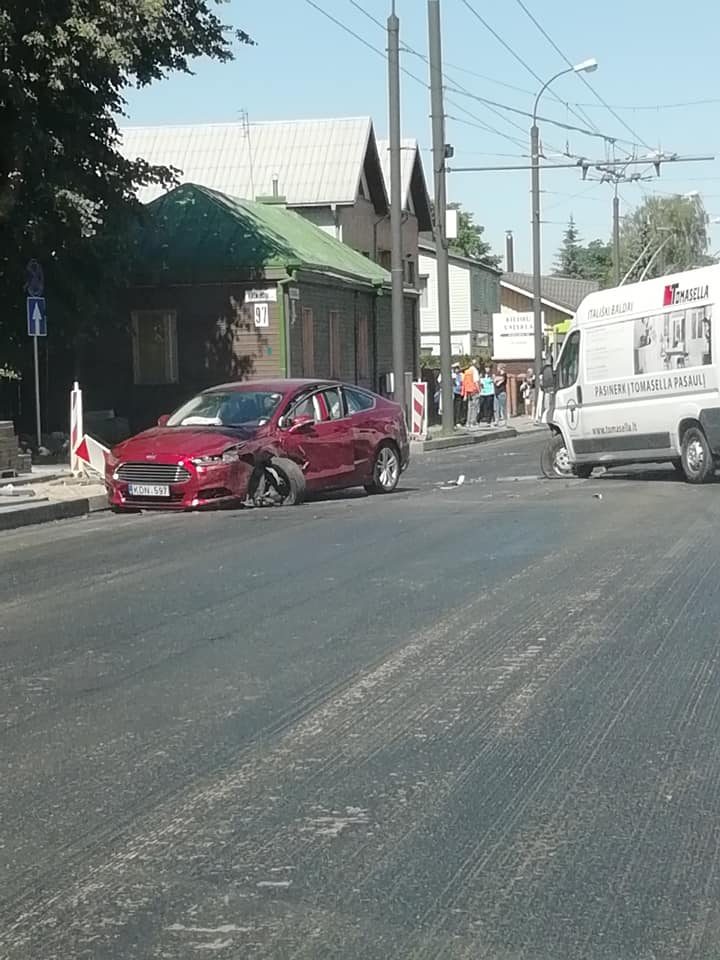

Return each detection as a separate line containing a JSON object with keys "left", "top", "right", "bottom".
{"left": 447, "top": 204, "right": 501, "bottom": 268}
{"left": 553, "top": 216, "right": 583, "bottom": 278}
{"left": 619, "top": 194, "right": 714, "bottom": 283}
{"left": 0, "top": 3, "right": 252, "bottom": 376}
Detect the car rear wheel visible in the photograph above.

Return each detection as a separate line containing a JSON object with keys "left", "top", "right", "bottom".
{"left": 680, "top": 426, "right": 714, "bottom": 484}
{"left": 365, "top": 442, "right": 400, "bottom": 495}
{"left": 251, "top": 457, "right": 306, "bottom": 506}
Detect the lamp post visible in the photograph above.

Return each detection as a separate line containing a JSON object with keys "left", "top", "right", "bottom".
{"left": 531, "top": 58, "right": 598, "bottom": 380}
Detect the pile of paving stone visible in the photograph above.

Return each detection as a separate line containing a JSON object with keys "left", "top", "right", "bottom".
{"left": 0, "top": 421, "right": 20, "bottom": 477}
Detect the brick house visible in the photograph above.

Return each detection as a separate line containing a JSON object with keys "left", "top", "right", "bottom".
{"left": 86, "top": 184, "right": 418, "bottom": 431}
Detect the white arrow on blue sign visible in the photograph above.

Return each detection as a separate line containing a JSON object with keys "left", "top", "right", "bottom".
{"left": 27, "top": 297, "right": 47, "bottom": 337}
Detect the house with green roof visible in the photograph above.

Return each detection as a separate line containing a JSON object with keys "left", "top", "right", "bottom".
{"left": 100, "top": 183, "right": 419, "bottom": 430}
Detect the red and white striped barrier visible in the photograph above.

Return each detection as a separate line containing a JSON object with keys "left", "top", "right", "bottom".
{"left": 74, "top": 434, "right": 110, "bottom": 479}
{"left": 410, "top": 381, "right": 428, "bottom": 439}
{"left": 70, "top": 381, "right": 84, "bottom": 476}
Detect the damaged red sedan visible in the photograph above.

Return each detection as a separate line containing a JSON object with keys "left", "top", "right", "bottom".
{"left": 106, "top": 379, "right": 410, "bottom": 512}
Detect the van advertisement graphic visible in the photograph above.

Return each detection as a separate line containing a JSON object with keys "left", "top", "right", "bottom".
{"left": 634, "top": 305, "right": 712, "bottom": 375}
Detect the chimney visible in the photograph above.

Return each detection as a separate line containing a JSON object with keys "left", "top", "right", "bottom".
{"left": 272, "top": 175, "right": 279, "bottom": 199}
{"left": 505, "top": 231, "right": 515, "bottom": 272}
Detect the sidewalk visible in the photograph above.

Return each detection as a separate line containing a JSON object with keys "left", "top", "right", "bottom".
{"left": 412, "top": 415, "right": 546, "bottom": 453}
{"left": 0, "top": 468, "right": 107, "bottom": 531}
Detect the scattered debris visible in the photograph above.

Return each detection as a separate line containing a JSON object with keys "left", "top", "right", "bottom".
{"left": 593, "top": 493, "right": 603, "bottom": 500}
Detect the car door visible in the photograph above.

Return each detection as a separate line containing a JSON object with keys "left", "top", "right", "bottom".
{"left": 548, "top": 329, "right": 584, "bottom": 458}
{"left": 281, "top": 387, "right": 355, "bottom": 489}
{"left": 343, "top": 386, "right": 378, "bottom": 479}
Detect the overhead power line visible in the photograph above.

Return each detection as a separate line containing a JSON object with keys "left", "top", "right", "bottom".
{"left": 456, "top": 0, "right": 604, "bottom": 136}
{"left": 573, "top": 98, "right": 720, "bottom": 111}
{"left": 512, "top": 0, "right": 653, "bottom": 151}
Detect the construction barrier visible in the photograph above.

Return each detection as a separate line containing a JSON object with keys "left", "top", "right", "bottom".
{"left": 70, "top": 381, "right": 84, "bottom": 476}
{"left": 74, "top": 434, "right": 110, "bottom": 479}
{"left": 410, "top": 381, "right": 428, "bottom": 439}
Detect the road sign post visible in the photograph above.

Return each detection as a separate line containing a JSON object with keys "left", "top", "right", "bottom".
{"left": 26, "top": 296, "right": 47, "bottom": 449}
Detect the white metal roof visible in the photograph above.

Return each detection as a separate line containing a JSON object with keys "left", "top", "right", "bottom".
{"left": 120, "top": 117, "right": 376, "bottom": 206}
{"left": 375, "top": 139, "right": 418, "bottom": 209}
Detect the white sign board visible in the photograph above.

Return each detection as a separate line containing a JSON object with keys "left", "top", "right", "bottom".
{"left": 492, "top": 311, "right": 537, "bottom": 360}
{"left": 288, "top": 287, "right": 300, "bottom": 301}
{"left": 253, "top": 303, "right": 270, "bottom": 328}
{"left": 245, "top": 288, "right": 277, "bottom": 303}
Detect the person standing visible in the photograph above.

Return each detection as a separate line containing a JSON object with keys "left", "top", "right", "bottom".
{"left": 493, "top": 364, "right": 508, "bottom": 426}
{"left": 451, "top": 363, "right": 465, "bottom": 426}
{"left": 462, "top": 360, "right": 480, "bottom": 428}
{"left": 520, "top": 367, "right": 536, "bottom": 418}
{"left": 480, "top": 365, "right": 495, "bottom": 426}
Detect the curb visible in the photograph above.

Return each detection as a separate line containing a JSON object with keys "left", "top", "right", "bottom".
{"left": 0, "top": 494, "right": 109, "bottom": 532}
{"left": 412, "top": 427, "right": 518, "bottom": 452}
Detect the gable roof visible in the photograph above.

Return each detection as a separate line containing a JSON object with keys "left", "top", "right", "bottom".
{"left": 131, "top": 183, "right": 390, "bottom": 287}
{"left": 121, "top": 117, "right": 388, "bottom": 213}
{"left": 418, "top": 237, "right": 502, "bottom": 275}
{"left": 376, "top": 139, "right": 433, "bottom": 232}
{"left": 501, "top": 272, "right": 600, "bottom": 312}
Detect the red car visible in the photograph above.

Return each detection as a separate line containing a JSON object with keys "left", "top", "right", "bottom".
{"left": 106, "top": 379, "right": 410, "bottom": 511}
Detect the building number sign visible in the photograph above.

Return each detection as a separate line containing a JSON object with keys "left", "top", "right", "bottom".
{"left": 253, "top": 303, "right": 269, "bottom": 328}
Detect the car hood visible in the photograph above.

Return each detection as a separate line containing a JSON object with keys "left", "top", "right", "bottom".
{"left": 113, "top": 426, "right": 261, "bottom": 461}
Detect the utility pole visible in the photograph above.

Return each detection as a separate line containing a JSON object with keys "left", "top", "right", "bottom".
{"left": 387, "top": 1, "right": 405, "bottom": 413}
{"left": 612, "top": 187, "right": 621, "bottom": 285}
{"left": 428, "top": 0, "right": 454, "bottom": 435}
{"left": 530, "top": 121, "right": 543, "bottom": 381}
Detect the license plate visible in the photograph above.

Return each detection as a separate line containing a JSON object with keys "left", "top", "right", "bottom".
{"left": 128, "top": 483, "right": 170, "bottom": 498}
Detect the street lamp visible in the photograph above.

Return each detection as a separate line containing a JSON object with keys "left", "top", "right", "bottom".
{"left": 531, "top": 58, "right": 598, "bottom": 382}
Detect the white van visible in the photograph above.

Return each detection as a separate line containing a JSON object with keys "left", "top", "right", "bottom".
{"left": 541, "top": 264, "right": 718, "bottom": 483}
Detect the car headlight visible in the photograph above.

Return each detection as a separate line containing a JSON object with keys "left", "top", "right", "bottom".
{"left": 190, "top": 449, "right": 240, "bottom": 466}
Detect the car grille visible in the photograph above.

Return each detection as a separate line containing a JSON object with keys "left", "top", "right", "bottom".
{"left": 116, "top": 462, "right": 191, "bottom": 484}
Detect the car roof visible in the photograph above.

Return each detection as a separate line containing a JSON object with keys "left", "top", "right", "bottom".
{"left": 203, "top": 378, "right": 335, "bottom": 395}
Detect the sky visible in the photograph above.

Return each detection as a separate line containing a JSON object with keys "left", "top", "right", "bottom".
{"left": 124, "top": 0, "right": 720, "bottom": 274}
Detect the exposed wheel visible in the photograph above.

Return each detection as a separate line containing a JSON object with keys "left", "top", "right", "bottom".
{"left": 680, "top": 427, "right": 714, "bottom": 484}
{"left": 365, "top": 442, "right": 401, "bottom": 494}
{"left": 250, "top": 457, "right": 306, "bottom": 505}
{"left": 574, "top": 464, "right": 594, "bottom": 479}
{"left": 540, "top": 434, "right": 574, "bottom": 479}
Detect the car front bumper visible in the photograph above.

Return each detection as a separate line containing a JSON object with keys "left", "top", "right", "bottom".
{"left": 106, "top": 460, "right": 253, "bottom": 511}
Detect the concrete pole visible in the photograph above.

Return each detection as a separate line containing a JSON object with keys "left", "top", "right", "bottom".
{"left": 388, "top": 3, "right": 405, "bottom": 413}
{"left": 428, "top": 0, "right": 454, "bottom": 435}
{"left": 613, "top": 189, "right": 621, "bottom": 285}
{"left": 530, "top": 122, "right": 543, "bottom": 379}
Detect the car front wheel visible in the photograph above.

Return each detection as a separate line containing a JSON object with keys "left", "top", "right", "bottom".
{"left": 680, "top": 427, "right": 714, "bottom": 484}
{"left": 365, "top": 443, "right": 401, "bottom": 494}
{"left": 250, "top": 456, "right": 306, "bottom": 505}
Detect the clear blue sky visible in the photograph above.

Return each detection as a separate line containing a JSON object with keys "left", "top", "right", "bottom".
{"left": 124, "top": 0, "right": 720, "bottom": 273}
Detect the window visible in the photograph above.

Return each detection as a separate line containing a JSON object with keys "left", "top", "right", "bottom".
{"left": 302, "top": 307, "right": 314, "bottom": 378}
{"left": 167, "top": 390, "right": 283, "bottom": 427}
{"left": 419, "top": 276, "right": 429, "bottom": 309}
{"left": 356, "top": 314, "right": 370, "bottom": 381}
{"left": 290, "top": 393, "right": 322, "bottom": 422}
{"left": 345, "top": 387, "right": 375, "bottom": 414}
{"left": 557, "top": 330, "right": 580, "bottom": 389}
{"left": 321, "top": 386, "right": 344, "bottom": 420}
{"left": 405, "top": 259, "right": 416, "bottom": 286}
{"left": 131, "top": 311, "right": 178, "bottom": 385}
{"left": 378, "top": 250, "right": 392, "bottom": 271}
{"left": 329, "top": 311, "right": 341, "bottom": 378}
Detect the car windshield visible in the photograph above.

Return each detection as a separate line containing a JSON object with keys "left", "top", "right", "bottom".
{"left": 166, "top": 390, "right": 284, "bottom": 428}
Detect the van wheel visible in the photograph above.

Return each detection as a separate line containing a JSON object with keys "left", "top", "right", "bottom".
{"left": 540, "top": 434, "right": 574, "bottom": 479}
{"left": 681, "top": 427, "right": 714, "bottom": 484}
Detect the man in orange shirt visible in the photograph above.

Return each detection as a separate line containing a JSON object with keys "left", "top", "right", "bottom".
{"left": 461, "top": 360, "right": 480, "bottom": 427}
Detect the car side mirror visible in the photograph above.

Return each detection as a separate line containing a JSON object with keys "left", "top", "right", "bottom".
{"left": 540, "top": 364, "right": 556, "bottom": 393}
{"left": 157, "top": 414, "right": 170, "bottom": 427}
{"left": 288, "top": 414, "right": 315, "bottom": 434}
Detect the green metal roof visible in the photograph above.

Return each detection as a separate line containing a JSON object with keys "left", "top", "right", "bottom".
{"left": 133, "top": 182, "right": 390, "bottom": 286}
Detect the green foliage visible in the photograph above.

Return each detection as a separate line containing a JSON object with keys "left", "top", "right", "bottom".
{"left": 447, "top": 204, "right": 501, "bottom": 268}
{"left": 0, "top": 1, "right": 252, "bottom": 368}
{"left": 619, "top": 194, "right": 714, "bottom": 282}
{"left": 553, "top": 216, "right": 612, "bottom": 284}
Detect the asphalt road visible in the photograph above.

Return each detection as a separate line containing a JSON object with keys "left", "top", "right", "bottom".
{"left": 2, "top": 432, "right": 720, "bottom": 959}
